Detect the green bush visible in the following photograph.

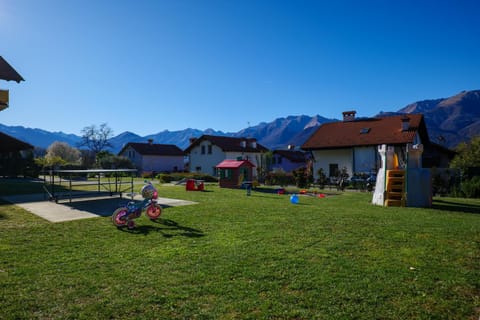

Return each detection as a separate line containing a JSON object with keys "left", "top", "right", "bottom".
{"left": 264, "top": 170, "right": 295, "bottom": 186}
{"left": 98, "top": 155, "right": 135, "bottom": 171}
{"left": 292, "top": 167, "right": 312, "bottom": 188}
{"left": 158, "top": 173, "right": 175, "bottom": 183}
{"left": 55, "top": 164, "right": 89, "bottom": 179}
{"left": 431, "top": 168, "right": 462, "bottom": 196}
{"left": 316, "top": 168, "right": 327, "bottom": 187}
{"left": 21, "top": 164, "right": 41, "bottom": 178}
{"left": 141, "top": 171, "right": 157, "bottom": 179}
{"left": 157, "top": 172, "right": 218, "bottom": 183}
{"left": 461, "top": 176, "right": 480, "bottom": 198}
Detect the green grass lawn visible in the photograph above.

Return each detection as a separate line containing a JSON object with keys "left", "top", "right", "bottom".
{"left": 1, "top": 180, "right": 479, "bottom": 319}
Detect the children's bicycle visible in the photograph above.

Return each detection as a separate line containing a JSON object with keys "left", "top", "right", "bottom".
{"left": 111, "top": 181, "right": 162, "bottom": 229}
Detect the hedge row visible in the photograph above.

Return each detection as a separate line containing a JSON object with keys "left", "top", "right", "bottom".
{"left": 157, "top": 172, "right": 218, "bottom": 183}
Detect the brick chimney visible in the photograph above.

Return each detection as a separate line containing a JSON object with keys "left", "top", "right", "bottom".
{"left": 342, "top": 110, "right": 356, "bottom": 122}
{"left": 401, "top": 116, "right": 410, "bottom": 131}
{"left": 147, "top": 138, "right": 153, "bottom": 145}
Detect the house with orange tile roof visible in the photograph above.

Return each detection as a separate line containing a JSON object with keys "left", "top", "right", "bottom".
{"left": 184, "top": 135, "right": 269, "bottom": 177}
{"left": 301, "top": 111, "right": 431, "bottom": 182}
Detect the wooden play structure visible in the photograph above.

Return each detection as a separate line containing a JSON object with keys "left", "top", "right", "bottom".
{"left": 372, "top": 144, "right": 432, "bottom": 207}
{"left": 215, "top": 159, "right": 255, "bottom": 188}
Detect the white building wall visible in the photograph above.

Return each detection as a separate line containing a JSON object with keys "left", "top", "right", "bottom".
{"left": 312, "top": 149, "right": 353, "bottom": 180}
{"left": 189, "top": 143, "right": 226, "bottom": 175}
{"left": 142, "top": 155, "right": 184, "bottom": 173}
{"left": 353, "top": 146, "right": 377, "bottom": 174}
{"left": 120, "top": 146, "right": 184, "bottom": 173}
{"left": 188, "top": 142, "right": 265, "bottom": 177}
{"left": 225, "top": 151, "right": 263, "bottom": 177}
{"left": 119, "top": 146, "right": 143, "bottom": 170}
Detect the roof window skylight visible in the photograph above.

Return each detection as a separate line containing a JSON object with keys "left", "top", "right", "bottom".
{"left": 360, "top": 128, "right": 371, "bottom": 134}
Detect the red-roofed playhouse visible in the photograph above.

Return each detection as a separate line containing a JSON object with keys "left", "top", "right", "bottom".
{"left": 215, "top": 159, "right": 255, "bottom": 188}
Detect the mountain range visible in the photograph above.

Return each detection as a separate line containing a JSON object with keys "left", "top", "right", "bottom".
{"left": 1, "top": 90, "right": 479, "bottom": 153}
{"left": 398, "top": 90, "right": 480, "bottom": 147}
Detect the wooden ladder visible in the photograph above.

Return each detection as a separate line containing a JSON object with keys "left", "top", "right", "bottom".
{"left": 385, "top": 170, "right": 406, "bottom": 207}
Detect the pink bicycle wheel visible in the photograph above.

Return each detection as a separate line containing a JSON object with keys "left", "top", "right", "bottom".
{"left": 146, "top": 203, "right": 162, "bottom": 220}
{"left": 112, "top": 207, "right": 128, "bottom": 227}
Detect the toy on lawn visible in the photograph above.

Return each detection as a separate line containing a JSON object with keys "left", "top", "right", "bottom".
{"left": 186, "top": 179, "right": 204, "bottom": 191}
{"left": 290, "top": 194, "right": 299, "bottom": 204}
{"left": 244, "top": 182, "right": 252, "bottom": 196}
{"left": 111, "top": 181, "right": 162, "bottom": 229}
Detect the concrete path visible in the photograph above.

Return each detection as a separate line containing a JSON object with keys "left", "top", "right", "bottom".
{"left": 1, "top": 193, "right": 197, "bottom": 223}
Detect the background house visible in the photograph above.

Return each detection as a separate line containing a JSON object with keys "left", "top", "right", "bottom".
{"left": 0, "top": 56, "right": 24, "bottom": 112}
{"left": 184, "top": 135, "right": 269, "bottom": 177}
{"left": 0, "top": 131, "right": 34, "bottom": 177}
{"left": 302, "top": 111, "right": 432, "bottom": 181}
{"left": 0, "top": 56, "right": 24, "bottom": 83}
{"left": 422, "top": 142, "right": 457, "bottom": 168}
{"left": 270, "top": 147, "right": 307, "bottom": 172}
{"left": 118, "top": 140, "right": 184, "bottom": 175}
{"left": 0, "top": 56, "right": 34, "bottom": 177}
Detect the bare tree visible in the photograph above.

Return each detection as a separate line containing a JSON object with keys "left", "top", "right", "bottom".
{"left": 78, "top": 123, "right": 114, "bottom": 155}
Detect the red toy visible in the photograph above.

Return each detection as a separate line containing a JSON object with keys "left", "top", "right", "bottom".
{"left": 186, "top": 179, "right": 204, "bottom": 191}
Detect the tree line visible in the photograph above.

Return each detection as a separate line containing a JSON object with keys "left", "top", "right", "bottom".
{"left": 34, "top": 123, "right": 133, "bottom": 171}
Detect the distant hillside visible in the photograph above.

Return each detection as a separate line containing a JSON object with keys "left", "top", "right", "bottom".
{"left": 107, "top": 115, "right": 334, "bottom": 152}
{"left": 233, "top": 115, "right": 334, "bottom": 150}
{"left": 1, "top": 90, "right": 479, "bottom": 152}
{"left": 108, "top": 131, "right": 144, "bottom": 151}
{"left": 144, "top": 128, "right": 227, "bottom": 150}
{"left": 0, "top": 115, "right": 334, "bottom": 153}
{"left": 0, "top": 124, "right": 81, "bottom": 149}
{"left": 397, "top": 90, "right": 480, "bottom": 147}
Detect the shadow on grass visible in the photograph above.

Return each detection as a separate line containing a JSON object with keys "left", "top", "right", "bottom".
{"left": 252, "top": 187, "right": 341, "bottom": 196}
{"left": 64, "top": 198, "right": 180, "bottom": 217}
{"left": 432, "top": 199, "right": 480, "bottom": 214}
{"left": 63, "top": 198, "right": 134, "bottom": 216}
{"left": 118, "top": 218, "right": 204, "bottom": 237}
{"left": 251, "top": 187, "right": 282, "bottom": 194}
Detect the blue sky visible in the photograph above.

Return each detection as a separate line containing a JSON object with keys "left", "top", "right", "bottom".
{"left": 1, "top": 0, "right": 480, "bottom": 136}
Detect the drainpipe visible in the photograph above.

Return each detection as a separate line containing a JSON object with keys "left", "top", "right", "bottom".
{"left": 405, "top": 144, "right": 409, "bottom": 206}
{"left": 352, "top": 148, "right": 356, "bottom": 175}
{"left": 384, "top": 145, "right": 389, "bottom": 206}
